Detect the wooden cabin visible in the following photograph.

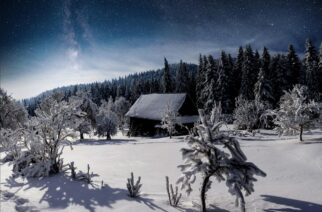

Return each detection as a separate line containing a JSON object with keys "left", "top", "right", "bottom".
{"left": 125, "top": 93, "right": 199, "bottom": 136}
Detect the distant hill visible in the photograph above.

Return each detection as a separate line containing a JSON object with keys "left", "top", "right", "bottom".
{"left": 22, "top": 63, "right": 198, "bottom": 115}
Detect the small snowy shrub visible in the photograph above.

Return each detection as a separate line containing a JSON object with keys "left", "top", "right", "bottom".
{"left": 177, "top": 109, "right": 266, "bottom": 212}
{"left": 233, "top": 96, "right": 266, "bottom": 131}
{"left": 264, "top": 85, "right": 320, "bottom": 141}
{"left": 76, "top": 164, "right": 98, "bottom": 184}
{"left": 161, "top": 103, "right": 178, "bottom": 138}
{"left": 126, "top": 172, "right": 142, "bottom": 198}
{"left": 166, "top": 176, "right": 182, "bottom": 207}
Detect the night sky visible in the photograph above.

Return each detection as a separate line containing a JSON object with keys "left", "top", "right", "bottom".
{"left": 1, "top": 0, "right": 321, "bottom": 99}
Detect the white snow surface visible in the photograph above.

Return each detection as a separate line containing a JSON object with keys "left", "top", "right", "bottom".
{"left": 1, "top": 128, "right": 322, "bottom": 212}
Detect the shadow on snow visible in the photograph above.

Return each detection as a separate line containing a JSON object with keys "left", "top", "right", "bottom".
{"left": 262, "top": 195, "right": 322, "bottom": 212}
{"left": 4, "top": 174, "right": 166, "bottom": 212}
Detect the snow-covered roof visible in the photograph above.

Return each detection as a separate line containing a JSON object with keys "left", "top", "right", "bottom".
{"left": 126, "top": 93, "right": 198, "bottom": 123}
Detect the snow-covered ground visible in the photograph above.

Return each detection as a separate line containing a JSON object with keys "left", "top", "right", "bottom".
{"left": 1, "top": 129, "right": 322, "bottom": 212}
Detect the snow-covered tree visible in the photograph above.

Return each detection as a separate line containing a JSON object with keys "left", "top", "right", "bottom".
{"left": 304, "top": 39, "right": 319, "bottom": 100}
{"left": 233, "top": 96, "right": 266, "bottom": 131}
{"left": 264, "top": 85, "right": 320, "bottom": 141}
{"left": 95, "top": 99, "right": 118, "bottom": 140}
{"left": 318, "top": 42, "right": 322, "bottom": 99}
{"left": 114, "top": 96, "right": 131, "bottom": 129}
{"left": 0, "top": 88, "right": 28, "bottom": 130}
{"left": 202, "top": 55, "right": 217, "bottom": 112}
{"left": 177, "top": 109, "right": 266, "bottom": 212}
{"left": 254, "top": 47, "right": 274, "bottom": 106}
{"left": 70, "top": 91, "right": 98, "bottom": 139}
{"left": 12, "top": 93, "right": 84, "bottom": 177}
{"left": 161, "top": 103, "right": 178, "bottom": 138}
{"left": 196, "top": 55, "right": 207, "bottom": 108}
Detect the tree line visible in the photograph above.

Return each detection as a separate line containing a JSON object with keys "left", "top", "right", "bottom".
{"left": 23, "top": 39, "right": 322, "bottom": 116}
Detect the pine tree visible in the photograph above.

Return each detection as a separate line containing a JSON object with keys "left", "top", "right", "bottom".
{"left": 254, "top": 47, "right": 274, "bottom": 106}
{"left": 177, "top": 110, "right": 266, "bottom": 212}
{"left": 175, "top": 60, "right": 189, "bottom": 93}
{"left": 304, "top": 39, "right": 319, "bottom": 100}
{"left": 162, "top": 58, "right": 173, "bottom": 93}
{"left": 287, "top": 44, "right": 301, "bottom": 86}
{"left": 240, "top": 45, "right": 256, "bottom": 100}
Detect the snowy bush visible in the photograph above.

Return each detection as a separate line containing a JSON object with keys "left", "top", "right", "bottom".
{"left": 126, "top": 172, "right": 142, "bottom": 198}
{"left": 0, "top": 128, "right": 25, "bottom": 160}
{"left": 12, "top": 93, "right": 84, "bottom": 177}
{"left": 0, "top": 88, "right": 28, "bottom": 130}
{"left": 76, "top": 164, "right": 98, "bottom": 184}
{"left": 264, "top": 85, "right": 320, "bottom": 141}
{"left": 95, "top": 99, "right": 118, "bottom": 140}
{"left": 233, "top": 96, "right": 266, "bottom": 131}
{"left": 177, "top": 109, "right": 266, "bottom": 212}
{"left": 161, "top": 103, "right": 178, "bottom": 138}
{"left": 166, "top": 176, "right": 182, "bottom": 207}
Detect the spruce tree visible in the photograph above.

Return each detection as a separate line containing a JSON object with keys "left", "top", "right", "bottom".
{"left": 196, "top": 55, "right": 205, "bottom": 108}
{"left": 232, "top": 47, "right": 243, "bottom": 100}
{"left": 304, "top": 39, "right": 319, "bottom": 100}
{"left": 175, "top": 60, "right": 189, "bottom": 93}
{"left": 287, "top": 44, "right": 301, "bottom": 86}
{"left": 254, "top": 47, "right": 274, "bottom": 106}
{"left": 202, "top": 55, "right": 217, "bottom": 112}
{"left": 319, "top": 42, "right": 322, "bottom": 98}
{"left": 162, "top": 58, "right": 173, "bottom": 93}
{"left": 271, "top": 55, "right": 289, "bottom": 106}
{"left": 217, "top": 51, "right": 233, "bottom": 113}
{"left": 240, "top": 45, "right": 256, "bottom": 100}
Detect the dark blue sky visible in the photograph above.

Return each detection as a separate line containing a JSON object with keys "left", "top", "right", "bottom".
{"left": 1, "top": 0, "right": 321, "bottom": 99}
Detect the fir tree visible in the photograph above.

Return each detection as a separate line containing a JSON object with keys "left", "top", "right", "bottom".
{"left": 232, "top": 47, "right": 243, "bottom": 100}
{"left": 254, "top": 47, "right": 274, "bottom": 106}
{"left": 196, "top": 55, "right": 204, "bottom": 108}
{"left": 240, "top": 45, "right": 256, "bottom": 100}
{"left": 287, "top": 44, "right": 301, "bottom": 86}
{"left": 304, "top": 39, "right": 319, "bottom": 100}
{"left": 175, "top": 60, "right": 189, "bottom": 93}
{"left": 162, "top": 58, "right": 173, "bottom": 93}
{"left": 270, "top": 55, "right": 289, "bottom": 106}
{"left": 202, "top": 55, "right": 217, "bottom": 112}
{"left": 319, "top": 42, "right": 322, "bottom": 98}
{"left": 216, "top": 51, "right": 232, "bottom": 113}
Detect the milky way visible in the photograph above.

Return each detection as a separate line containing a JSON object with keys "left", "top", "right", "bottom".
{"left": 1, "top": 0, "right": 321, "bottom": 99}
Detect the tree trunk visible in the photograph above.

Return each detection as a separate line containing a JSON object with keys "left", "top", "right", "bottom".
{"left": 299, "top": 125, "right": 303, "bottom": 142}
{"left": 80, "top": 132, "right": 84, "bottom": 140}
{"left": 106, "top": 134, "right": 111, "bottom": 140}
{"left": 201, "top": 174, "right": 211, "bottom": 212}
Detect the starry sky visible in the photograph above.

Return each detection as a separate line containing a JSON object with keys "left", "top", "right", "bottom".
{"left": 1, "top": 0, "right": 321, "bottom": 99}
